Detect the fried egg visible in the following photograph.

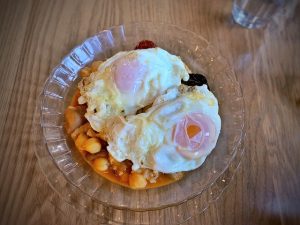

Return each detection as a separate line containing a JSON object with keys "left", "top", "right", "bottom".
{"left": 78, "top": 48, "right": 190, "bottom": 132}
{"left": 107, "top": 84, "right": 221, "bottom": 173}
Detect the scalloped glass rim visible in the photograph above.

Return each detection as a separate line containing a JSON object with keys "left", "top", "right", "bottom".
{"left": 33, "top": 22, "right": 245, "bottom": 224}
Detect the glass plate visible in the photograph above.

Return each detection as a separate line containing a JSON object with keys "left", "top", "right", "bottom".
{"left": 32, "top": 22, "right": 245, "bottom": 225}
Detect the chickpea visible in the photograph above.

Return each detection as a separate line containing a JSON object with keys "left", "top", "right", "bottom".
{"left": 64, "top": 106, "right": 84, "bottom": 133}
{"left": 75, "top": 133, "right": 89, "bottom": 151}
{"left": 129, "top": 172, "right": 147, "bottom": 189}
{"left": 87, "top": 128, "right": 108, "bottom": 141}
{"left": 85, "top": 150, "right": 108, "bottom": 161}
{"left": 87, "top": 128, "right": 99, "bottom": 138}
{"left": 83, "top": 138, "right": 101, "bottom": 154}
{"left": 93, "top": 158, "right": 109, "bottom": 172}
{"left": 71, "top": 123, "right": 91, "bottom": 140}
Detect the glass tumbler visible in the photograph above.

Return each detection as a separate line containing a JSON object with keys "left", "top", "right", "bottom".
{"left": 232, "top": 0, "right": 285, "bottom": 28}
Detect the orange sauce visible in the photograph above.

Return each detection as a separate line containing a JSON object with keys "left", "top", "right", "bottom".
{"left": 95, "top": 168, "right": 176, "bottom": 189}
{"left": 78, "top": 149, "right": 179, "bottom": 189}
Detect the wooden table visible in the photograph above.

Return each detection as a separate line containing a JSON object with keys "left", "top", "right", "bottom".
{"left": 1, "top": 0, "right": 299, "bottom": 224}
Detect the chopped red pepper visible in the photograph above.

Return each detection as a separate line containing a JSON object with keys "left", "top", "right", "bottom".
{"left": 134, "top": 40, "right": 157, "bottom": 50}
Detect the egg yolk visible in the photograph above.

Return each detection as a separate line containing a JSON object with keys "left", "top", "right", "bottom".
{"left": 172, "top": 115, "right": 203, "bottom": 150}
{"left": 186, "top": 125, "right": 201, "bottom": 138}
{"left": 173, "top": 113, "right": 217, "bottom": 159}
{"left": 114, "top": 57, "right": 146, "bottom": 94}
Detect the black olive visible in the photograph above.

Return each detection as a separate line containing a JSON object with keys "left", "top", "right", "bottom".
{"left": 182, "top": 73, "right": 210, "bottom": 90}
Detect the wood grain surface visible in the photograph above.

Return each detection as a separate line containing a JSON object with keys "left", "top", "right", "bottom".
{"left": 0, "top": 0, "right": 299, "bottom": 224}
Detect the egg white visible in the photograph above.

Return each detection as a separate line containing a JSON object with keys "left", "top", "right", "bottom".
{"left": 107, "top": 85, "right": 221, "bottom": 173}
{"left": 78, "top": 48, "right": 190, "bottom": 132}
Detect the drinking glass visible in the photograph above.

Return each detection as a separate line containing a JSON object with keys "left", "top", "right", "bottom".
{"left": 232, "top": 0, "right": 285, "bottom": 28}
